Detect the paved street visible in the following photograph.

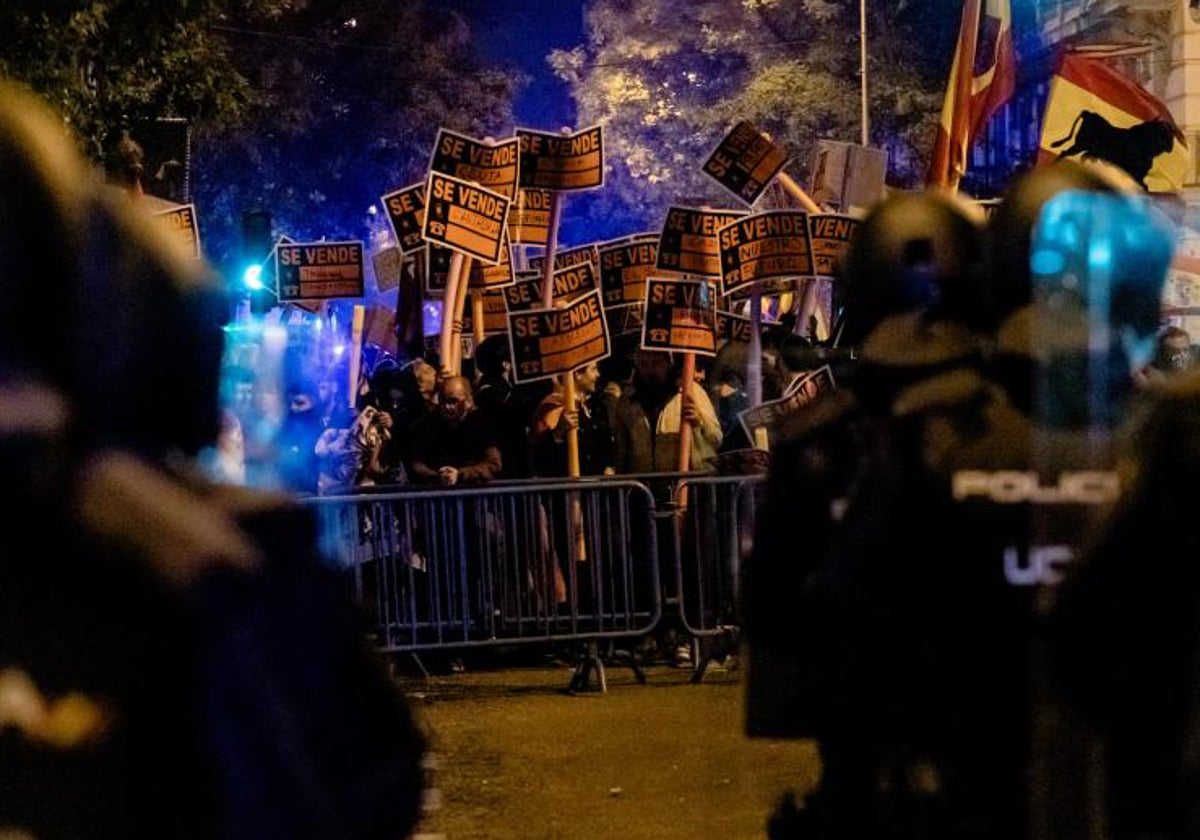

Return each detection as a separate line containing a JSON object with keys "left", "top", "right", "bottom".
{"left": 399, "top": 652, "right": 821, "bottom": 840}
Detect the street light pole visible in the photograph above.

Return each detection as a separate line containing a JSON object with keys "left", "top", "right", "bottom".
{"left": 860, "top": 0, "right": 869, "bottom": 146}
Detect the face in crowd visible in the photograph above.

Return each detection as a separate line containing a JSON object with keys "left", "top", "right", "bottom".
{"left": 574, "top": 362, "right": 601, "bottom": 397}
{"left": 439, "top": 376, "right": 474, "bottom": 426}
{"left": 413, "top": 360, "right": 438, "bottom": 400}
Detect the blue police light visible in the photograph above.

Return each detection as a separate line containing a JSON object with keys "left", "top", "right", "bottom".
{"left": 242, "top": 263, "right": 264, "bottom": 290}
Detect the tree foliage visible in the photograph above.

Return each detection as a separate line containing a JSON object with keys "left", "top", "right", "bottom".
{"left": 0, "top": 0, "right": 524, "bottom": 269}
{"left": 551, "top": 0, "right": 956, "bottom": 235}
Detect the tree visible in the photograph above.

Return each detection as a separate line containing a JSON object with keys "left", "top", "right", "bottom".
{"left": 550, "top": 0, "right": 956, "bottom": 238}
{"left": 0, "top": 1, "right": 289, "bottom": 162}
{"left": 194, "top": 0, "right": 523, "bottom": 271}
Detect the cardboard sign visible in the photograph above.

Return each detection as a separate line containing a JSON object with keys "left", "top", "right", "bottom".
{"left": 503, "top": 262, "right": 599, "bottom": 312}
{"left": 463, "top": 290, "right": 509, "bottom": 336}
{"left": 372, "top": 245, "right": 403, "bottom": 292}
{"left": 380, "top": 183, "right": 427, "bottom": 253}
{"left": 703, "top": 121, "right": 790, "bottom": 207}
{"left": 528, "top": 242, "right": 598, "bottom": 274}
{"left": 430, "top": 129, "right": 520, "bottom": 198}
{"left": 509, "top": 187, "right": 552, "bottom": 245}
{"left": 517, "top": 125, "right": 604, "bottom": 191}
{"left": 656, "top": 206, "right": 748, "bottom": 278}
{"left": 508, "top": 289, "right": 610, "bottom": 383}
{"left": 738, "top": 365, "right": 835, "bottom": 446}
{"left": 598, "top": 233, "right": 658, "bottom": 305}
{"left": 362, "top": 303, "right": 398, "bottom": 355}
{"left": 424, "top": 245, "right": 451, "bottom": 295}
{"left": 718, "top": 210, "right": 813, "bottom": 297}
{"left": 715, "top": 311, "right": 755, "bottom": 344}
{"left": 275, "top": 240, "right": 366, "bottom": 301}
{"left": 152, "top": 203, "right": 202, "bottom": 260}
{"left": 808, "top": 213, "right": 861, "bottom": 280}
{"left": 605, "top": 302, "right": 645, "bottom": 338}
{"left": 810, "top": 141, "right": 887, "bottom": 214}
{"left": 468, "top": 236, "right": 516, "bottom": 290}
{"left": 423, "top": 171, "right": 511, "bottom": 264}
{"left": 641, "top": 277, "right": 717, "bottom": 356}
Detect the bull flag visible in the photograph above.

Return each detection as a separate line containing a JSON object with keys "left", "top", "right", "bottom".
{"left": 926, "top": 0, "right": 1016, "bottom": 189}
{"left": 1038, "top": 50, "right": 1188, "bottom": 193}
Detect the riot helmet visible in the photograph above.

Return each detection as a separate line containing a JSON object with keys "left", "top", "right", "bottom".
{"left": 838, "top": 189, "right": 986, "bottom": 347}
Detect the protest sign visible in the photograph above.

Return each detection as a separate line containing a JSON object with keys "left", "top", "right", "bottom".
{"left": 276, "top": 240, "right": 365, "bottom": 301}
{"left": 503, "top": 262, "right": 598, "bottom": 312}
{"left": 423, "top": 245, "right": 451, "bottom": 296}
{"left": 463, "top": 290, "right": 508, "bottom": 336}
{"left": 808, "top": 213, "right": 861, "bottom": 279}
{"left": 509, "top": 187, "right": 552, "bottom": 245}
{"left": 641, "top": 277, "right": 717, "bottom": 356}
{"left": 430, "top": 129, "right": 519, "bottom": 197}
{"left": 152, "top": 203, "right": 201, "bottom": 260}
{"left": 380, "top": 183, "right": 427, "bottom": 253}
{"left": 604, "top": 302, "right": 645, "bottom": 338}
{"left": 372, "top": 245, "right": 403, "bottom": 292}
{"left": 738, "top": 364, "right": 835, "bottom": 446}
{"left": 656, "top": 206, "right": 748, "bottom": 278}
{"left": 468, "top": 235, "right": 516, "bottom": 290}
{"left": 702, "top": 121, "right": 790, "bottom": 206}
{"left": 598, "top": 233, "right": 657, "bottom": 305}
{"left": 508, "top": 289, "right": 610, "bottom": 383}
{"left": 528, "top": 242, "right": 598, "bottom": 274}
{"left": 717, "top": 210, "right": 813, "bottom": 297}
{"left": 715, "top": 311, "right": 755, "bottom": 344}
{"left": 423, "top": 171, "right": 511, "bottom": 265}
{"left": 517, "top": 125, "right": 604, "bottom": 191}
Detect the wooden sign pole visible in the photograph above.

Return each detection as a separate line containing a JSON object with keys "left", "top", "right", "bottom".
{"left": 747, "top": 285, "right": 763, "bottom": 408}
{"left": 439, "top": 251, "right": 465, "bottom": 376}
{"left": 348, "top": 303, "right": 366, "bottom": 409}
{"left": 450, "top": 256, "right": 474, "bottom": 375}
{"left": 471, "top": 290, "right": 485, "bottom": 348}
{"left": 776, "top": 172, "right": 826, "bottom": 340}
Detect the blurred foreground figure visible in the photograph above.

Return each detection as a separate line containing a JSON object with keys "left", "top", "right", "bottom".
{"left": 0, "top": 84, "right": 424, "bottom": 838}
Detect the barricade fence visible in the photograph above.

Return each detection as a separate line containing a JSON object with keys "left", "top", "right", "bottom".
{"left": 304, "top": 473, "right": 763, "bottom": 676}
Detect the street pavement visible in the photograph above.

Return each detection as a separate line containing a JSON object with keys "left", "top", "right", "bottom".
{"left": 399, "top": 650, "right": 821, "bottom": 840}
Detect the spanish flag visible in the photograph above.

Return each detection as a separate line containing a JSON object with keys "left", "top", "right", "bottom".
{"left": 1038, "top": 50, "right": 1188, "bottom": 193}
{"left": 926, "top": 0, "right": 1016, "bottom": 190}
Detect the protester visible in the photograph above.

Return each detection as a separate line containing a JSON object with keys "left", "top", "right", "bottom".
{"left": 1132, "top": 324, "right": 1194, "bottom": 389}
{"left": 0, "top": 82, "right": 425, "bottom": 839}
{"left": 612, "top": 349, "right": 722, "bottom": 474}
{"left": 529, "top": 362, "right": 616, "bottom": 477}
{"left": 407, "top": 375, "right": 502, "bottom": 485}
{"left": 473, "top": 333, "right": 533, "bottom": 479}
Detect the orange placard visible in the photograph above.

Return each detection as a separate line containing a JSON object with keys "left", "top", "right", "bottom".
{"left": 717, "top": 210, "right": 813, "bottom": 297}
{"left": 508, "top": 290, "right": 611, "bottom": 383}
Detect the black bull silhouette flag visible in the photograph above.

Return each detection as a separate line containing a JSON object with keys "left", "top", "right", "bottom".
{"left": 1038, "top": 50, "right": 1187, "bottom": 192}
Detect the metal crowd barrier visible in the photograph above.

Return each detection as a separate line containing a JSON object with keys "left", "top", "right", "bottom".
{"left": 305, "top": 472, "right": 763, "bottom": 688}
{"left": 306, "top": 479, "right": 661, "bottom": 662}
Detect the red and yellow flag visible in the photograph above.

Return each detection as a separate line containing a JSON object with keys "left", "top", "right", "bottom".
{"left": 926, "top": 0, "right": 1016, "bottom": 190}
{"left": 1038, "top": 50, "right": 1188, "bottom": 193}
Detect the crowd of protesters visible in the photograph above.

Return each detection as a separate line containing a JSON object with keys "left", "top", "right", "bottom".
{"left": 210, "top": 325, "right": 830, "bottom": 498}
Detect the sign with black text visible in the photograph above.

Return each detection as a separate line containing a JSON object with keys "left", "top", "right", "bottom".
{"left": 509, "top": 188, "right": 552, "bottom": 245}
{"left": 423, "top": 171, "right": 511, "bottom": 264}
{"left": 469, "top": 236, "right": 516, "bottom": 290}
{"left": 656, "top": 206, "right": 748, "bottom": 278}
{"left": 508, "top": 289, "right": 610, "bottom": 383}
{"left": 718, "top": 210, "right": 813, "bottom": 297}
{"left": 517, "top": 125, "right": 604, "bottom": 191}
{"left": 641, "top": 277, "right": 717, "bottom": 356}
{"left": 808, "top": 213, "right": 861, "bottom": 279}
{"left": 463, "top": 290, "right": 509, "bottom": 336}
{"left": 703, "top": 121, "right": 790, "bottom": 206}
{"left": 528, "top": 242, "right": 599, "bottom": 274}
{"left": 381, "top": 183, "right": 427, "bottom": 253}
{"left": 276, "top": 240, "right": 366, "bottom": 301}
{"left": 605, "top": 302, "right": 645, "bottom": 338}
{"left": 716, "top": 311, "right": 754, "bottom": 344}
{"left": 423, "top": 245, "right": 452, "bottom": 296}
{"left": 598, "top": 233, "right": 658, "bottom": 305}
{"left": 738, "top": 365, "right": 835, "bottom": 446}
{"left": 152, "top": 203, "right": 202, "bottom": 260}
{"left": 503, "top": 262, "right": 599, "bottom": 312}
{"left": 430, "top": 129, "right": 520, "bottom": 197}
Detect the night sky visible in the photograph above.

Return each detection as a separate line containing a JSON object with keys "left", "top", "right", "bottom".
{"left": 444, "top": 0, "right": 586, "bottom": 130}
